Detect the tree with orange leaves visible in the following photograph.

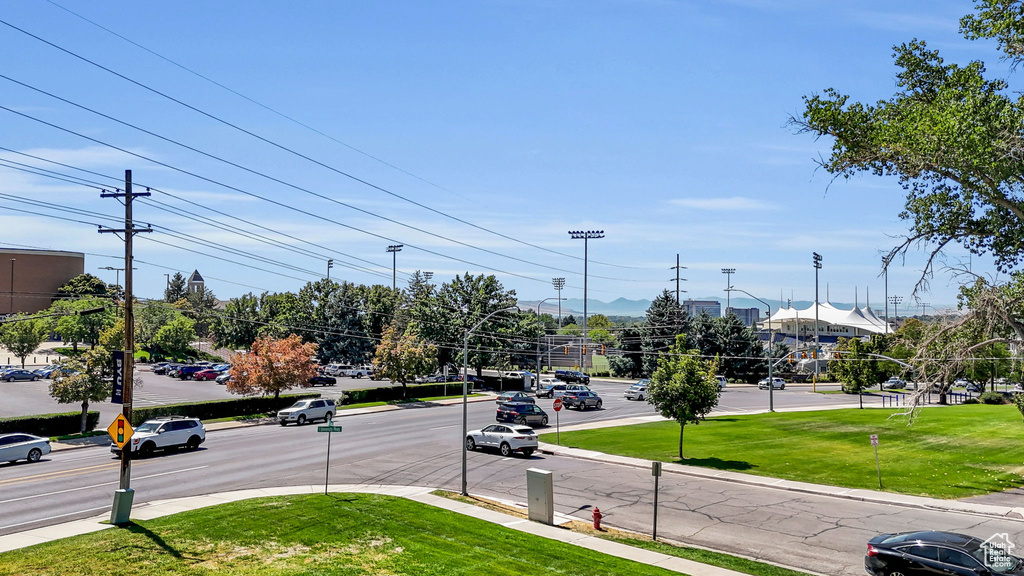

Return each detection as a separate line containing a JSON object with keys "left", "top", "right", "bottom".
{"left": 227, "top": 334, "right": 317, "bottom": 400}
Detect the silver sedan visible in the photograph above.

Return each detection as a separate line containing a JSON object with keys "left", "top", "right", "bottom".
{"left": 0, "top": 433, "right": 51, "bottom": 464}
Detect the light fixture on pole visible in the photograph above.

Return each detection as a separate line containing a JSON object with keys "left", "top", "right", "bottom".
{"left": 569, "top": 231, "right": 603, "bottom": 374}
{"left": 462, "top": 305, "right": 518, "bottom": 496}
{"left": 721, "top": 268, "right": 736, "bottom": 312}
{"left": 552, "top": 278, "right": 565, "bottom": 328}
{"left": 813, "top": 252, "right": 822, "bottom": 381}
{"left": 423, "top": 271, "right": 433, "bottom": 283}
{"left": 386, "top": 245, "right": 403, "bottom": 290}
{"left": 888, "top": 295, "right": 903, "bottom": 324}
{"left": 535, "top": 297, "right": 565, "bottom": 383}
{"left": 726, "top": 287, "right": 775, "bottom": 411}
{"left": 327, "top": 259, "right": 334, "bottom": 281}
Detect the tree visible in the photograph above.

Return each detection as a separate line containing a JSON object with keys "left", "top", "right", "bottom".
{"left": 57, "top": 273, "right": 111, "bottom": 299}
{"left": 227, "top": 334, "right": 317, "bottom": 399}
{"left": 48, "top": 351, "right": 110, "bottom": 433}
{"left": 588, "top": 328, "right": 614, "bottom": 345}
{"left": 647, "top": 335, "right": 721, "bottom": 459}
{"left": 373, "top": 325, "right": 438, "bottom": 395}
{"left": 830, "top": 336, "right": 894, "bottom": 404}
{"left": 50, "top": 298, "right": 114, "bottom": 350}
{"left": 642, "top": 290, "right": 689, "bottom": 377}
{"left": 164, "top": 272, "right": 187, "bottom": 302}
{"left": 588, "top": 314, "right": 612, "bottom": 330}
{"left": 211, "top": 292, "right": 263, "bottom": 350}
{"left": 135, "top": 303, "right": 182, "bottom": 353}
{"left": 0, "top": 316, "right": 49, "bottom": 367}
{"left": 154, "top": 316, "right": 197, "bottom": 360}
{"left": 608, "top": 354, "right": 637, "bottom": 378}
{"left": 558, "top": 323, "right": 581, "bottom": 336}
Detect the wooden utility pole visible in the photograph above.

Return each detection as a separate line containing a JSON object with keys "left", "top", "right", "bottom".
{"left": 100, "top": 170, "right": 151, "bottom": 522}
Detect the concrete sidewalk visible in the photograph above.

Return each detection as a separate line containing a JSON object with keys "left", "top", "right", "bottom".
{"left": 0, "top": 484, "right": 749, "bottom": 576}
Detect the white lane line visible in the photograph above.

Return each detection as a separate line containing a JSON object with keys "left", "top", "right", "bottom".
{"left": 428, "top": 425, "right": 458, "bottom": 430}
{"left": 0, "top": 505, "right": 108, "bottom": 530}
{"left": 0, "top": 466, "right": 208, "bottom": 505}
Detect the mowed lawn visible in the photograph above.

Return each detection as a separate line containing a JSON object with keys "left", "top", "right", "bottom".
{"left": 542, "top": 405, "right": 1024, "bottom": 499}
{"left": 0, "top": 494, "right": 682, "bottom": 576}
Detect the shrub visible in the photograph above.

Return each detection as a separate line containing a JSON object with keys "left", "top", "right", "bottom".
{"left": 0, "top": 411, "right": 99, "bottom": 436}
{"left": 1013, "top": 393, "right": 1024, "bottom": 420}
{"left": 979, "top": 391, "right": 1009, "bottom": 405}
{"left": 963, "top": 398, "right": 980, "bottom": 405}
{"left": 131, "top": 393, "right": 320, "bottom": 425}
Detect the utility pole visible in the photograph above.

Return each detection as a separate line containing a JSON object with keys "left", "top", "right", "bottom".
{"left": 813, "top": 252, "right": 822, "bottom": 381}
{"left": 569, "top": 231, "right": 603, "bottom": 374}
{"left": 920, "top": 302, "right": 929, "bottom": 318}
{"left": 721, "top": 268, "right": 735, "bottom": 313}
{"left": 552, "top": 278, "right": 565, "bottom": 328}
{"left": 386, "top": 245, "right": 402, "bottom": 291}
{"left": 99, "top": 170, "right": 151, "bottom": 524}
{"left": 670, "top": 254, "right": 687, "bottom": 306}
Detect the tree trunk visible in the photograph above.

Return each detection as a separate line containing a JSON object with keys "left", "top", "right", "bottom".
{"left": 72, "top": 341, "right": 78, "bottom": 352}
{"left": 80, "top": 399, "right": 89, "bottom": 434}
{"left": 678, "top": 423, "right": 685, "bottom": 460}
{"left": 939, "top": 390, "right": 947, "bottom": 405}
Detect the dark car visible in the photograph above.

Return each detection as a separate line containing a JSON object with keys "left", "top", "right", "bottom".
{"left": 176, "top": 365, "right": 205, "bottom": 380}
{"left": 496, "top": 402, "right": 549, "bottom": 426}
{"left": 536, "top": 382, "right": 567, "bottom": 398}
{"left": 563, "top": 390, "right": 602, "bottom": 410}
{"left": 215, "top": 372, "right": 232, "bottom": 385}
{"left": 495, "top": 391, "right": 535, "bottom": 404}
{"left": 866, "top": 531, "right": 1022, "bottom": 576}
{"left": 3, "top": 370, "right": 39, "bottom": 382}
{"left": 308, "top": 375, "right": 337, "bottom": 386}
{"left": 153, "top": 362, "right": 176, "bottom": 375}
{"left": 555, "top": 369, "right": 590, "bottom": 384}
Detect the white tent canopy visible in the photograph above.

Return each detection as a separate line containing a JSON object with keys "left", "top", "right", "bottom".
{"left": 765, "top": 301, "right": 889, "bottom": 336}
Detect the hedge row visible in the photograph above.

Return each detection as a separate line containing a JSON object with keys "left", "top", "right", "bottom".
{"left": 131, "top": 393, "right": 320, "bottom": 425}
{"left": 0, "top": 411, "right": 100, "bottom": 436}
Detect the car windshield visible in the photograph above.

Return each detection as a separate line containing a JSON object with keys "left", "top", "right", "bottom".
{"left": 289, "top": 401, "right": 310, "bottom": 409}
{"left": 135, "top": 422, "right": 160, "bottom": 433}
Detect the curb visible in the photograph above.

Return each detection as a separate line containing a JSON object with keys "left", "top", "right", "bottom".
{"left": 539, "top": 442, "right": 1024, "bottom": 522}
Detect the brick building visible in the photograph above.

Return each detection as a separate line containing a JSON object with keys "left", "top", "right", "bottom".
{"left": 0, "top": 248, "right": 85, "bottom": 314}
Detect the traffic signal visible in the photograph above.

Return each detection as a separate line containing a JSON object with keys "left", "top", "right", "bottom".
{"left": 788, "top": 353, "right": 794, "bottom": 363}
{"left": 564, "top": 346, "right": 569, "bottom": 355}
{"left": 582, "top": 346, "right": 587, "bottom": 354}
{"left": 801, "top": 351, "right": 807, "bottom": 359}
{"left": 601, "top": 345, "right": 606, "bottom": 355}
{"left": 812, "top": 349, "right": 818, "bottom": 359}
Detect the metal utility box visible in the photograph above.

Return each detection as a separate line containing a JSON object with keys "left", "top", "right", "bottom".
{"left": 526, "top": 468, "right": 554, "bottom": 525}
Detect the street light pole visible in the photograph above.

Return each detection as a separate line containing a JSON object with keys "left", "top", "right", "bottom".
{"left": 813, "top": 253, "right": 822, "bottom": 381}
{"left": 727, "top": 287, "right": 775, "bottom": 411}
{"left": 535, "top": 297, "right": 565, "bottom": 383}
{"left": 721, "top": 268, "right": 735, "bottom": 313}
{"left": 882, "top": 257, "right": 889, "bottom": 334}
{"left": 552, "top": 278, "right": 565, "bottom": 329}
{"left": 569, "top": 231, "right": 603, "bottom": 374}
{"left": 462, "top": 305, "right": 518, "bottom": 496}
{"left": 386, "top": 245, "right": 402, "bottom": 290}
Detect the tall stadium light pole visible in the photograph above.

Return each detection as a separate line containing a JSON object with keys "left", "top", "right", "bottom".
{"left": 552, "top": 278, "right": 566, "bottom": 328}
{"left": 721, "top": 268, "right": 736, "bottom": 313}
{"left": 386, "top": 245, "right": 403, "bottom": 290}
{"left": 423, "top": 271, "right": 434, "bottom": 283}
{"left": 569, "top": 231, "right": 603, "bottom": 374}
{"left": 727, "top": 287, "right": 775, "bottom": 412}
{"left": 813, "top": 253, "right": 822, "bottom": 381}
{"left": 888, "top": 295, "right": 903, "bottom": 324}
{"left": 462, "top": 306, "right": 518, "bottom": 496}
{"left": 536, "top": 297, "right": 565, "bottom": 381}
{"left": 327, "top": 259, "right": 334, "bottom": 281}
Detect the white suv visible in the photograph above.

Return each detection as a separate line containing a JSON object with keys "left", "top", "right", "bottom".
{"left": 277, "top": 398, "right": 336, "bottom": 426}
{"left": 110, "top": 416, "right": 206, "bottom": 458}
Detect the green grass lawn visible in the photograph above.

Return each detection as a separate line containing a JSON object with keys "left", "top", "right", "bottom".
{"left": 541, "top": 405, "right": 1024, "bottom": 499}
{"left": 0, "top": 494, "right": 685, "bottom": 576}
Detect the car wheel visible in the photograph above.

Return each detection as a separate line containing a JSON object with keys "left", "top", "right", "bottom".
{"left": 515, "top": 416, "right": 526, "bottom": 425}
{"left": 466, "top": 437, "right": 476, "bottom": 451}
{"left": 279, "top": 420, "right": 287, "bottom": 426}
{"left": 26, "top": 448, "right": 42, "bottom": 463}
{"left": 6, "top": 377, "right": 13, "bottom": 382}
{"left": 521, "top": 449, "right": 534, "bottom": 457}
{"left": 297, "top": 414, "right": 307, "bottom": 425}
{"left": 637, "top": 394, "right": 644, "bottom": 401}
{"left": 186, "top": 436, "right": 201, "bottom": 450}
{"left": 500, "top": 442, "right": 513, "bottom": 457}
{"left": 541, "top": 416, "right": 549, "bottom": 425}
{"left": 31, "top": 376, "right": 38, "bottom": 381}
{"left": 186, "top": 374, "right": 193, "bottom": 380}
{"left": 138, "top": 442, "right": 155, "bottom": 458}
{"left": 780, "top": 384, "right": 785, "bottom": 390}
{"left": 887, "top": 572, "right": 906, "bottom": 576}
{"left": 596, "top": 400, "right": 602, "bottom": 409}
{"left": 324, "top": 412, "right": 333, "bottom": 422}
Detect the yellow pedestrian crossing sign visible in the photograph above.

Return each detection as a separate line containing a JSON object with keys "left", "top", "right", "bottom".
{"left": 107, "top": 414, "right": 134, "bottom": 449}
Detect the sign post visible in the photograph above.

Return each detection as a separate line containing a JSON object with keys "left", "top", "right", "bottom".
{"left": 552, "top": 398, "right": 562, "bottom": 445}
{"left": 318, "top": 421, "right": 343, "bottom": 495}
{"left": 652, "top": 461, "right": 662, "bottom": 541}
{"left": 870, "top": 434, "right": 881, "bottom": 488}
{"left": 106, "top": 413, "right": 135, "bottom": 524}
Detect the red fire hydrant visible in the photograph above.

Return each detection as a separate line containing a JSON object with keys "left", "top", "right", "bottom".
{"left": 592, "top": 507, "right": 603, "bottom": 530}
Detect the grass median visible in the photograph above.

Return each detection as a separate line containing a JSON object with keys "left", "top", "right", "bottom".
{"left": 541, "top": 405, "right": 1024, "bottom": 499}
{"left": 0, "top": 493, "right": 684, "bottom": 576}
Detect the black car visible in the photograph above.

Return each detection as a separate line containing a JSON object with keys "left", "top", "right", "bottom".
{"left": 562, "top": 390, "right": 602, "bottom": 410}
{"left": 308, "top": 375, "right": 337, "bottom": 386}
{"left": 496, "top": 402, "right": 549, "bottom": 426}
{"left": 554, "top": 369, "right": 590, "bottom": 384}
{"left": 866, "top": 531, "right": 1022, "bottom": 576}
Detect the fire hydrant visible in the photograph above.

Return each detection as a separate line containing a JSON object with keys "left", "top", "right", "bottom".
{"left": 592, "top": 507, "right": 603, "bottom": 530}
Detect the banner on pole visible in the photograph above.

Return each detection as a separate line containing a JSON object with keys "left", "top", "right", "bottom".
{"left": 111, "top": 350, "right": 125, "bottom": 404}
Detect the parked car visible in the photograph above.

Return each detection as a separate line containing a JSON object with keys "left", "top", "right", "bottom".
{"left": 466, "top": 424, "right": 537, "bottom": 457}
{"left": 3, "top": 370, "right": 39, "bottom": 382}
{"left": 110, "top": 416, "right": 206, "bottom": 458}
{"left": 757, "top": 377, "right": 786, "bottom": 390}
{"left": 563, "top": 390, "right": 603, "bottom": 410}
{"left": 623, "top": 381, "right": 649, "bottom": 401}
{"left": 495, "top": 391, "right": 535, "bottom": 404}
{"left": 277, "top": 398, "right": 336, "bottom": 425}
{"left": 308, "top": 375, "right": 337, "bottom": 386}
{"left": 32, "top": 365, "right": 59, "bottom": 379}
{"left": 151, "top": 362, "right": 172, "bottom": 374}
{"left": 884, "top": 377, "right": 906, "bottom": 389}
{"left": 966, "top": 382, "right": 983, "bottom": 393}
{"left": 192, "top": 369, "right": 221, "bottom": 381}
{"left": 176, "top": 365, "right": 206, "bottom": 380}
{"left": 554, "top": 369, "right": 590, "bottom": 384}
{"left": 215, "top": 372, "right": 232, "bottom": 385}
{"left": 0, "top": 433, "right": 50, "bottom": 463}
{"left": 535, "top": 377, "right": 559, "bottom": 390}
{"left": 953, "top": 378, "right": 974, "bottom": 389}
{"left": 496, "top": 402, "right": 549, "bottom": 426}
{"left": 346, "top": 365, "right": 373, "bottom": 378}
{"left": 865, "top": 531, "right": 1021, "bottom": 576}
{"left": 716, "top": 375, "right": 727, "bottom": 389}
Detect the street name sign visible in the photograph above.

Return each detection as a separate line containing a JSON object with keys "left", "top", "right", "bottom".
{"left": 318, "top": 424, "right": 343, "bottom": 433}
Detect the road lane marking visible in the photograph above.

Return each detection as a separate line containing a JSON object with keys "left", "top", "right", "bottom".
{"left": 0, "top": 462, "right": 119, "bottom": 487}
{"left": 0, "top": 505, "right": 109, "bottom": 531}
{"left": 0, "top": 465, "right": 208, "bottom": 505}
{"left": 428, "top": 425, "right": 458, "bottom": 430}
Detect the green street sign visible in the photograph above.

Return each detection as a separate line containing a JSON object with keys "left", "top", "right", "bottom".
{"left": 318, "top": 425, "right": 342, "bottom": 433}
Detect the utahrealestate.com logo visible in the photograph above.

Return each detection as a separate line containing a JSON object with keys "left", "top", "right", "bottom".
{"left": 982, "top": 533, "right": 1016, "bottom": 571}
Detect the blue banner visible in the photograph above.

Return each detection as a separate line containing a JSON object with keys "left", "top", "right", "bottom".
{"left": 111, "top": 351, "right": 124, "bottom": 404}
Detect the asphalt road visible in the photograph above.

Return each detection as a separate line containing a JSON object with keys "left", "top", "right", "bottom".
{"left": 0, "top": 380, "right": 1003, "bottom": 576}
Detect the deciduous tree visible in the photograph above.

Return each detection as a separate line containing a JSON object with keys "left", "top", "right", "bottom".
{"left": 647, "top": 335, "right": 720, "bottom": 459}
{"left": 227, "top": 334, "right": 317, "bottom": 399}
{"left": 0, "top": 316, "right": 48, "bottom": 367}
{"left": 48, "top": 351, "right": 111, "bottom": 433}
{"left": 154, "top": 316, "right": 197, "bottom": 360}
{"left": 373, "top": 325, "right": 437, "bottom": 395}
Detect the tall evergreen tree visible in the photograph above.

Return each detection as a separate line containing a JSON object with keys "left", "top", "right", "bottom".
{"left": 164, "top": 272, "right": 187, "bottom": 303}
{"left": 642, "top": 290, "right": 689, "bottom": 376}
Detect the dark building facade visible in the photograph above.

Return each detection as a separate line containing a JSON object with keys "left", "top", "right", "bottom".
{"left": 0, "top": 248, "right": 85, "bottom": 314}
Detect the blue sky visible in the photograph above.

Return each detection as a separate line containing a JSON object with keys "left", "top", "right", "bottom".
{"left": 0, "top": 0, "right": 1004, "bottom": 313}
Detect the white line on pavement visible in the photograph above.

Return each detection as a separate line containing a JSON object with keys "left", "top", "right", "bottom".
{"left": 0, "top": 466, "right": 208, "bottom": 505}
{"left": 428, "top": 425, "right": 459, "bottom": 430}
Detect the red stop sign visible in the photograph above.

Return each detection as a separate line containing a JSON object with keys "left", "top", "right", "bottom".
{"left": 553, "top": 398, "right": 563, "bottom": 412}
